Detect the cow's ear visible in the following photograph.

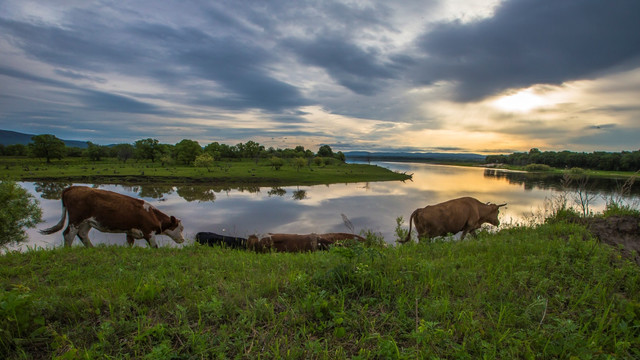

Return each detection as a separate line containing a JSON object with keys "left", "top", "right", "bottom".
{"left": 170, "top": 216, "right": 177, "bottom": 224}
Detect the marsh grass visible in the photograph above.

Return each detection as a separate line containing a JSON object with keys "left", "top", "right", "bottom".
{"left": 1, "top": 223, "right": 639, "bottom": 359}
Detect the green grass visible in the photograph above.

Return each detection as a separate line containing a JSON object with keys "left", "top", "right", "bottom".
{"left": 0, "top": 157, "right": 410, "bottom": 185}
{"left": 1, "top": 223, "right": 639, "bottom": 359}
{"left": 492, "top": 163, "right": 638, "bottom": 178}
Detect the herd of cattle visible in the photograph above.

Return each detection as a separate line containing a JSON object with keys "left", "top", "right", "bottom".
{"left": 40, "top": 186, "right": 506, "bottom": 252}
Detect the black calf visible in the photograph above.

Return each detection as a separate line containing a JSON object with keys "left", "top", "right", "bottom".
{"left": 196, "top": 232, "right": 247, "bottom": 249}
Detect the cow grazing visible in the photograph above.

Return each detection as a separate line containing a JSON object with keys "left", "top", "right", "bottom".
{"left": 39, "top": 186, "right": 185, "bottom": 248}
{"left": 404, "top": 197, "right": 506, "bottom": 243}
{"left": 316, "top": 233, "right": 366, "bottom": 250}
{"left": 247, "top": 233, "right": 320, "bottom": 253}
{"left": 247, "top": 232, "right": 367, "bottom": 253}
{"left": 195, "top": 232, "right": 247, "bottom": 249}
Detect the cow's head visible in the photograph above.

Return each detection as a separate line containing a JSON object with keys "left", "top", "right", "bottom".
{"left": 162, "top": 216, "right": 185, "bottom": 244}
{"left": 247, "top": 235, "right": 262, "bottom": 252}
{"left": 485, "top": 203, "right": 507, "bottom": 226}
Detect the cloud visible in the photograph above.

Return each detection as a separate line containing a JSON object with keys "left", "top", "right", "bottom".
{"left": 415, "top": 0, "right": 640, "bottom": 101}
{"left": 284, "top": 34, "right": 400, "bottom": 95}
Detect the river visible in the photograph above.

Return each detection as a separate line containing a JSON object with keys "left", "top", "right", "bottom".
{"left": 17, "top": 162, "right": 640, "bottom": 250}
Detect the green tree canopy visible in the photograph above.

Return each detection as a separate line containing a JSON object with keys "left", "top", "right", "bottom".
{"left": 317, "top": 145, "right": 333, "bottom": 157}
{"left": 112, "top": 143, "right": 135, "bottom": 162}
{"left": 194, "top": 153, "right": 214, "bottom": 170}
{"left": 174, "top": 139, "right": 203, "bottom": 165}
{"left": 0, "top": 180, "right": 42, "bottom": 247}
{"left": 29, "top": 134, "right": 66, "bottom": 163}
{"left": 86, "top": 142, "right": 107, "bottom": 161}
{"left": 134, "top": 138, "right": 160, "bottom": 162}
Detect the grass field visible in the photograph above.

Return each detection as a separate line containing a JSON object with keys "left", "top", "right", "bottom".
{"left": 1, "top": 223, "right": 639, "bottom": 359}
{"left": 0, "top": 157, "right": 411, "bottom": 185}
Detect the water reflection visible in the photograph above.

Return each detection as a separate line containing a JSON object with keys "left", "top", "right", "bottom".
{"left": 33, "top": 181, "right": 72, "bottom": 199}
{"left": 483, "top": 169, "right": 640, "bottom": 195}
{"left": 17, "top": 162, "right": 639, "bottom": 250}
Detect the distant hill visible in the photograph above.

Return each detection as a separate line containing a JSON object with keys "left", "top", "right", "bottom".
{"left": 344, "top": 151, "right": 486, "bottom": 163}
{"left": 0, "top": 129, "right": 89, "bottom": 148}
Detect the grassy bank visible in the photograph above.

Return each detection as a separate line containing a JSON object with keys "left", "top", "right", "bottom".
{"left": 0, "top": 157, "right": 411, "bottom": 185}
{"left": 2, "top": 223, "right": 639, "bottom": 359}
{"left": 484, "top": 163, "right": 639, "bottom": 179}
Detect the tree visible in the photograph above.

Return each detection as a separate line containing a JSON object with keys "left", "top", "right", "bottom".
{"left": 86, "top": 142, "right": 106, "bottom": 161}
{"left": 243, "top": 140, "right": 265, "bottom": 164}
{"left": 174, "top": 139, "right": 203, "bottom": 165}
{"left": 317, "top": 145, "right": 333, "bottom": 157}
{"left": 134, "top": 138, "right": 160, "bottom": 162}
{"left": 194, "top": 153, "right": 214, "bottom": 171}
{"left": 5, "top": 144, "right": 27, "bottom": 156}
{"left": 292, "top": 157, "right": 306, "bottom": 172}
{"left": 29, "top": 134, "right": 66, "bottom": 163}
{"left": 113, "top": 143, "right": 135, "bottom": 162}
{"left": 0, "top": 180, "right": 42, "bottom": 247}
{"left": 270, "top": 156, "right": 284, "bottom": 170}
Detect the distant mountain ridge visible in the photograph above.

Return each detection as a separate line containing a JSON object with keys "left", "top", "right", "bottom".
{"left": 0, "top": 129, "right": 89, "bottom": 148}
{"left": 344, "top": 151, "right": 486, "bottom": 162}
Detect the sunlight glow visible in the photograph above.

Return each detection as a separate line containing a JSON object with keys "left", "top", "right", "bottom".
{"left": 492, "top": 89, "right": 548, "bottom": 113}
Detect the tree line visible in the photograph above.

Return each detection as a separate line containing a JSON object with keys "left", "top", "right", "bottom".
{"left": 486, "top": 148, "right": 640, "bottom": 172}
{"left": 0, "top": 134, "right": 345, "bottom": 165}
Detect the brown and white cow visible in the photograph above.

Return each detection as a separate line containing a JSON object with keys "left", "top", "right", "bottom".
{"left": 39, "top": 186, "right": 185, "bottom": 248}
{"left": 403, "top": 197, "right": 506, "bottom": 243}
{"left": 247, "top": 232, "right": 367, "bottom": 253}
{"left": 247, "top": 233, "right": 320, "bottom": 253}
{"left": 316, "top": 233, "right": 366, "bottom": 249}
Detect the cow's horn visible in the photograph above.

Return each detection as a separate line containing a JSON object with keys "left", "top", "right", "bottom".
{"left": 498, "top": 203, "right": 507, "bottom": 207}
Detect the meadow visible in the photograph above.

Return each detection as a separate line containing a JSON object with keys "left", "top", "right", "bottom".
{"left": 1, "top": 222, "right": 639, "bottom": 359}
{"left": 0, "top": 157, "right": 411, "bottom": 185}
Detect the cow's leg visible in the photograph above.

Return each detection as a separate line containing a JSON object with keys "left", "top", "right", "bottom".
{"left": 126, "top": 234, "right": 135, "bottom": 247}
{"left": 63, "top": 224, "right": 79, "bottom": 247}
{"left": 145, "top": 235, "right": 159, "bottom": 248}
{"left": 76, "top": 223, "right": 94, "bottom": 247}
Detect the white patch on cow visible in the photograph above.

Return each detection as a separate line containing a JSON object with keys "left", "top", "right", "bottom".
{"left": 163, "top": 223, "right": 185, "bottom": 243}
{"left": 143, "top": 202, "right": 152, "bottom": 212}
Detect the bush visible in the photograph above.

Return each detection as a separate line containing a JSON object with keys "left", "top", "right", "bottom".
{"left": 0, "top": 180, "right": 42, "bottom": 247}
{"left": 524, "top": 163, "right": 553, "bottom": 172}
{"left": 603, "top": 201, "right": 640, "bottom": 217}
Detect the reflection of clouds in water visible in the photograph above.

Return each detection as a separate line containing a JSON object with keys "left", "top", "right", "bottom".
{"left": 16, "top": 163, "right": 636, "bottom": 251}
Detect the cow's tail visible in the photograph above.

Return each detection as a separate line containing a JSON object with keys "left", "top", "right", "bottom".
{"left": 402, "top": 210, "right": 416, "bottom": 244}
{"left": 39, "top": 200, "right": 67, "bottom": 235}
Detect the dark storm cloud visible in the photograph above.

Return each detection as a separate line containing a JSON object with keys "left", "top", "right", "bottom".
{"left": 284, "top": 34, "right": 399, "bottom": 95}
{"left": 415, "top": 0, "right": 640, "bottom": 101}
{"left": 0, "top": 8, "right": 310, "bottom": 113}
{"left": 570, "top": 126, "right": 640, "bottom": 149}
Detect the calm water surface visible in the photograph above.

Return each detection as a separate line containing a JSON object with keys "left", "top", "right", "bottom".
{"left": 18, "top": 162, "right": 639, "bottom": 249}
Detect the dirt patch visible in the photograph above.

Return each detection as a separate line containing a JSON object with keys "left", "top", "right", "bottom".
{"left": 574, "top": 215, "right": 640, "bottom": 265}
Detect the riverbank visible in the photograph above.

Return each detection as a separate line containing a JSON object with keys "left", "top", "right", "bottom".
{"left": 1, "top": 222, "right": 639, "bottom": 359}
{"left": 482, "top": 162, "right": 639, "bottom": 179}
{"left": 0, "top": 157, "right": 411, "bottom": 185}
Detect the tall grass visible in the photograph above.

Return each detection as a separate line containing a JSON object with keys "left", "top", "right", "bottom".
{"left": 1, "top": 222, "right": 639, "bottom": 359}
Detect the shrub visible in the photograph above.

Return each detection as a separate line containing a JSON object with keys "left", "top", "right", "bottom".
{"left": 0, "top": 180, "right": 42, "bottom": 247}
{"left": 524, "top": 163, "right": 553, "bottom": 172}
{"left": 603, "top": 201, "right": 640, "bottom": 217}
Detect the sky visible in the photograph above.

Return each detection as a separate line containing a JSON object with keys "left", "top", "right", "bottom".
{"left": 0, "top": 0, "right": 639, "bottom": 154}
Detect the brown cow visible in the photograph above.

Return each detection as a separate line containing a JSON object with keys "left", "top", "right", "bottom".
{"left": 247, "top": 233, "right": 319, "bottom": 253}
{"left": 403, "top": 197, "right": 506, "bottom": 243}
{"left": 247, "top": 232, "right": 367, "bottom": 253}
{"left": 316, "top": 233, "right": 366, "bottom": 249}
{"left": 39, "top": 186, "right": 185, "bottom": 248}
